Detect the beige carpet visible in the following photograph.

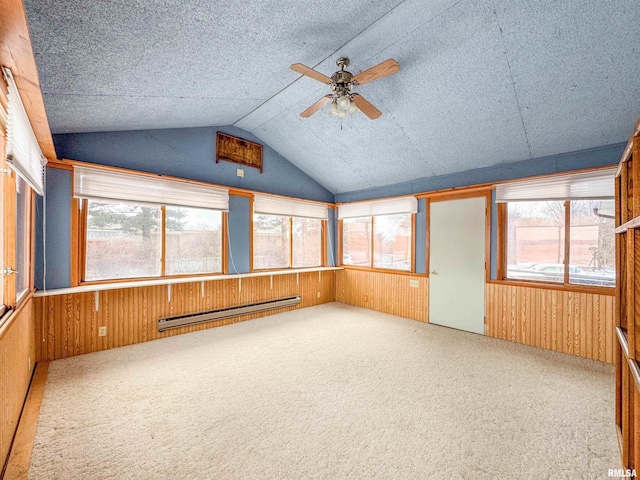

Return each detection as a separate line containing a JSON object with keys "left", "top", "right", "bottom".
{"left": 29, "top": 302, "right": 618, "bottom": 479}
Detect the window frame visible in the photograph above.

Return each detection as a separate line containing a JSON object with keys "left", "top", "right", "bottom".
{"left": 77, "top": 198, "right": 228, "bottom": 285}
{"left": 498, "top": 199, "right": 615, "bottom": 293}
{"left": 252, "top": 213, "right": 327, "bottom": 271}
{"left": 339, "top": 213, "right": 416, "bottom": 273}
{"left": 0, "top": 144, "right": 35, "bottom": 319}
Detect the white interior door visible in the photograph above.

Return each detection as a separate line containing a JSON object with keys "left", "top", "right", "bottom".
{"left": 429, "top": 196, "right": 486, "bottom": 334}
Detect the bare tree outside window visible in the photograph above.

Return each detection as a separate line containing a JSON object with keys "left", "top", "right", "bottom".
{"left": 85, "top": 200, "right": 162, "bottom": 281}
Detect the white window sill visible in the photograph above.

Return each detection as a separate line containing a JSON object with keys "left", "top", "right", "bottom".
{"left": 34, "top": 267, "right": 343, "bottom": 297}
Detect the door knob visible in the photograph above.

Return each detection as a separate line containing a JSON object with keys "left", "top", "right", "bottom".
{"left": 430, "top": 270, "right": 437, "bottom": 275}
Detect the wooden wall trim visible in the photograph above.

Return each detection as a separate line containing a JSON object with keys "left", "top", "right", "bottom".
{"left": 486, "top": 282, "right": 614, "bottom": 363}
{"left": 35, "top": 271, "right": 335, "bottom": 362}
{"left": 0, "top": 0, "right": 56, "bottom": 160}
{"left": 487, "top": 279, "right": 615, "bottom": 296}
{"left": 3, "top": 361, "right": 48, "bottom": 479}
{"left": 0, "top": 297, "right": 35, "bottom": 471}
{"left": 0, "top": 290, "right": 33, "bottom": 341}
{"left": 36, "top": 267, "right": 342, "bottom": 297}
{"left": 335, "top": 269, "right": 428, "bottom": 323}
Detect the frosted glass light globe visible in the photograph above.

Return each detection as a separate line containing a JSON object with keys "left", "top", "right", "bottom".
{"left": 337, "top": 95, "right": 351, "bottom": 111}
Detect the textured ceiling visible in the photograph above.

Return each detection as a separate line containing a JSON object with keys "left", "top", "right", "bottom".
{"left": 25, "top": 0, "right": 640, "bottom": 193}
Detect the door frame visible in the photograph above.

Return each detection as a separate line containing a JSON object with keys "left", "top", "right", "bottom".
{"left": 420, "top": 188, "right": 493, "bottom": 286}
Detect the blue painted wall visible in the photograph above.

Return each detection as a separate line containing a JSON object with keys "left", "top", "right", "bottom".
{"left": 35, "top": 168, "right": 72, "bottom": 290}
{"left": 38, "top": 128, "right": 622, "bottom": 290}
{"left": 37, "top": 126, "right": 334, "bottom": 288}
{"left": 53, "top": 125, "right": 333, "bottom": 203}
{"left": 335, "top": 143, "right": 624, "bottom": 203}
{"left": 227, "top": 195, "right": 251, "bottom": 274}
{"left": 327, "top": 208, "right": 338, "bottom": 267}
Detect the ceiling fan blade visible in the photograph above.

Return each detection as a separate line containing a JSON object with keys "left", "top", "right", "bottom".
{"left": 290, "top": 63, "right": 332, "bottom": 84}
{"left": 352, "top": 94, "right": 382, "bottom": 120}
{"left": 300, "top": 95, "right": 333, "bottom": 118}
{"left": 352, "top": 59, "right": 400, "bottom": 86}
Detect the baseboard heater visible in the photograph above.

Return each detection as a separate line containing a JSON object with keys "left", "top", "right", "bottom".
{"left": 157, "top": 296, "right": 301, "bottom": 332}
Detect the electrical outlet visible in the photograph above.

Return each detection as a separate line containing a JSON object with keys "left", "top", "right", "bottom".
{"left": 317, "top": 291, "right": 321, "bottom": 298}
{"left": 236, "top": 168, "right": 244, "bottom": 177}
{"left": 98, "top": 326, "right": 107, "bottom": 337}
{"left": 364, "top": 295, "right": 368, "bottom": 302}
{"left": 410, "top": 279, "right": 419, "bottom": 288}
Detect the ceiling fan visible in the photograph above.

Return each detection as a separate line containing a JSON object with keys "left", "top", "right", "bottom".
{"left": 291, "top": 57, "right": 400, "bottom": 120}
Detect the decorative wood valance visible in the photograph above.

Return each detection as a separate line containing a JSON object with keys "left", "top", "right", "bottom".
{"left": 216, "top": 132, "right": 263, "bottom": 172}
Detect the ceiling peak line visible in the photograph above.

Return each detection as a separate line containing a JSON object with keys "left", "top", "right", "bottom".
{"left": 233, "top": 0, "right": 413, "bottom": 131}
{"left": 353, "top": 0, "right": 466, "bottom": 71}
{"left": 235, "top": 0, "right": 468, "bottom": 134}
{"left": 492, "top": 8, "right": 533, "bottom": 160}
{"left": 383, "top": 102, "right": 437, "bottom": 177}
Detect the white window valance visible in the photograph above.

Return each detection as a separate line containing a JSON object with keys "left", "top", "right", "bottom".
{"left": 3, "top": 67, "right": 47, "bottom": 195}
{"left": 253, "top": 194, "right": 328, "bottom": 219}
{"left": 73, "top": 166, "right": 229, "bottom": 211}
{"left": 495, "top": 168, "right": 616, "bottom": 203}
{"left": 338, "top": 196, "right": 418, "bottom": 219}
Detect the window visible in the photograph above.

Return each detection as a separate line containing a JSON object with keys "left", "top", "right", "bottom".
{"left": 253, "top": 215, "right": 290, "bottom": 269}
{"left": 75, "top": 166, "right": 229, "bottom": 282}
{"left": 292, "top": 217, "right": 322, "bottom": 268}
{"left": 342, "top": 217, "right": 371, "bottom": 266}
{"left": 343, "top": 214, "right": 412, "bottom": 270}
{"left": 165, "top": 207, "right": 223, "bottom": 275}
{"left": 568, "top": 200, "right": 615, "bottom": 287}
{"left": 373, "top": 214, "right": 412, "bottom": 270}
{"left": 506, "top": 201, "right": 565, "bottom": 283}
{"left": 498, "top": 169, "right": 616, "bottom": 288}
{"left": 1, "top": 66, "right": 44, "bottom": 313}
{"left": 253, "top": 215, "right": 323, "bottom": 269}
{"left": 505, "top": 200, "right": 615, "bottom": 287}
{"left": 15, "top": 176, "right": 31, "bottom": 299}
{"left": 339, "top": 196, "right": 417, "bottom": 271}
{"left": 85, "top": 200, "right": 162, "bottom": 281}
{"left": 253, "top": 194, "right": 328, "bottom": 270}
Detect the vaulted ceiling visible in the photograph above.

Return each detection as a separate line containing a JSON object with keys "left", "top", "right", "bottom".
{"left": 24, "top": 0, "right": 640, "bottom": 194}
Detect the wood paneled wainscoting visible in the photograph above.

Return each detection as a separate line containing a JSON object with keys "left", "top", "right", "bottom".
{"left": 0, "top": 297, "right": 36, "bottom": 470}
{"left": 335, "top": 269, "right": 428, "bottom": 323}
{"left": 35, "top": 271, "right": 335, "bottom": 362}
{"left": 486, "top": 283, "right": 615, "bottom": 363}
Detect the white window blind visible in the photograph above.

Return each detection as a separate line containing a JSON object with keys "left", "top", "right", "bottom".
{"left": 2, "top": 67, "right": 47, "bottom": 195}
{"left": 495, "top": 168, "right": 616, "bottom": 203}
{"left": 253, "top": 194, "right": 329, "bottom": 219}
{"left": 73, "top": 166, "right": 229, "bottom": 211}
{"left": 338, "top": 196, "right": 418, "bottom": 219}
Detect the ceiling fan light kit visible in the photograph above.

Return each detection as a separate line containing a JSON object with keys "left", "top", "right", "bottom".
{"left": 291, "top": 57, "right": 399, "bottom": 120}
